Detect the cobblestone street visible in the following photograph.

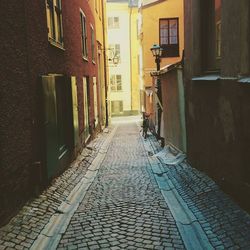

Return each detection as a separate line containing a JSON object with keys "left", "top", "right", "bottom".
{"left": 57, "top": 120, "right": 184, "bottom": 250}
{"left": 0, "top": 117, "right": 250, "bottom": 250}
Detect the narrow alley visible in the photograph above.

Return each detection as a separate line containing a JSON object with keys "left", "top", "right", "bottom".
{"left": 1, "top": 0, "right": 250, "bottom": 249}
{"left": 0, "top": 117, "right": 250, "bottom": 250}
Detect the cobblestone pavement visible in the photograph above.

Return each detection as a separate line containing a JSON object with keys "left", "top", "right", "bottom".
{"left": 146, "top": 133, "right": 250, "bottom": 250}
{"left": 57, "top": 122, "right": 185, "bottom": 250}
{"left": 0, "top": 130, "right": 111, "bottom": 250}
{"left": 1, "top": 118, "right": 250, "bottom": 250}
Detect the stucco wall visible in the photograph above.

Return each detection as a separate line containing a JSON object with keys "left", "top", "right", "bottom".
{"left": 141, "top": 0, "right": 184, "bottom": 87}
{"left": 186, "top": 80, "right": 250, "bottom": 202}
{"left": 0, "top": 0, "right": 33, "bottom": 226}
{"left": 184, "top": 0, "right": 250, "bottom": 210}
{"left": 107, "top": 2, "right": 132, "bottom": 112}
{"left": 0, "top": 0, "right": 98, "bottom": 225}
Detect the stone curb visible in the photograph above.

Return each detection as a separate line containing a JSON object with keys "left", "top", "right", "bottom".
{"left": 30, "top": 125, "right": 118, "bottom": 250}
{"left": 0, "top": 126, "right": 116, "bottom": 249}
{"left": 142, "top": 136, "right": 214, "bottom": 250}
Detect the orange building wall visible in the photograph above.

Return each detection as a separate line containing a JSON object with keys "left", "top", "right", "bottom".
{"left": 141, "top": 0, "right": 184, "bottom": 87}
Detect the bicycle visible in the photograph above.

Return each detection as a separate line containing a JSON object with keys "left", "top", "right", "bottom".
{"left": 142, "top": 113, "right": 150, "bottom": 139}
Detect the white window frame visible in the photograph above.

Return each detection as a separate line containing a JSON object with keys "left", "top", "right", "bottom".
{"left": 108, "top": 17, "right": 119, "bottom": 29}
{"left": 108, "top": 44, "right": 121, "bottom": 64}
{"left": 110, "top": 75, "right": 122, "bottom": 92}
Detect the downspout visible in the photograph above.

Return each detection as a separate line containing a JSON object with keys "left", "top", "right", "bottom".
{"left": 129, "top": 4, "right": 133, "bottom": 112}
{"left": 101, "top": 0, "right": 109, "bottom": 127}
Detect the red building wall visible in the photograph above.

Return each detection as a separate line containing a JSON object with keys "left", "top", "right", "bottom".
{"left": 0, "top": 0, "right": 98, "bottom": 225}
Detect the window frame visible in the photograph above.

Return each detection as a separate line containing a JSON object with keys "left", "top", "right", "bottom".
{"left": 80, "top": 10, "right": 88, "bottom": 60}
{"left": 90, "top": 24, "right": 95, "bottom": 63}
{"left": 159, "top": 18, "right": 179, "bottom": 58}
{"left": 108, "top": 17, "right": 120, "bottom": 29}
{"left": 108, "top": 44, "right": 121, "bottom": 64}
{"left": 110, "top": 74, "right": 122, "bottom": 92}
{"left": 201, "top": 0, "right": 221, "bottom": 72}
{"left": 46, "top": 0, "right": 64, "bottom": 47}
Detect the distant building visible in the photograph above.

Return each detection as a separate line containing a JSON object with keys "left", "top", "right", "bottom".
{"left": 138, "top": 0, "right": 184, "bottom": 134}
{"left": 106, "top": 0, "right": 140, "bottom": 116}
{"left": 0, "top": 0, "right": 108, "bottom": 225}
{"left": 184, "top": 0, "right": 250, "bottom": 209}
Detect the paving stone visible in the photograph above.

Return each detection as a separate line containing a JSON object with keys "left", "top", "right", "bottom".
{"left": 0, "top": 129, "right": 109, "bottom": 248}
{"left": 1, "top": 121, "right": 250, "bottom": 249}
{"left": 99, "top": 243, "right": 110, "bottom": 248}
{"left": 146, "top": 130, "right": 250, "bottom": 249}
{"left": 89, "top": 245, "right": 100, "bottom": 250}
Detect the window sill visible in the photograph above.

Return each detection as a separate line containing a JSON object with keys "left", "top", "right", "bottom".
{"left": 192, "top": 74, "right": 220, "bottom": 81}
{"left": 192, "top": 73, "right": 241, "bottom": 82}
{"left": 238, "top": 77, "right": 250, "bottom": 84}
{"left": 108, "top": 63, "right": 120, "bottom": 67}
{"left": 82, "top": 56, "right": 88, "bottom": 62}
{"left": 48, "top": 38, "right": 65, "bottom": 51}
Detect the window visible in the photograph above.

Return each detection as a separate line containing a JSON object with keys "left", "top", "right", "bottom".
{"left": 108, "top": 17, "right": 119, "bottom": 29}
{"left": 108, "top": 44, "right": 120, "bottom": 64}
{"left": 46, "top": 0, "right": 63, "bottom": 45}
{"left": 91, "top": 25, "right": 95, "bottom": 62}
{"left": 80, "top": 11, "right": 88, "bottom": 59}
{"left": 110, "top": 75, "right": 122, "bottom": 91}
{"left": 159, "top": 18, "right": 179, "bottom": 57}
{"left": 201, "top": 0, "right": 221, "bottom": 71}
{"left": 111, "top": 101, "right": 123, "bottom": 114}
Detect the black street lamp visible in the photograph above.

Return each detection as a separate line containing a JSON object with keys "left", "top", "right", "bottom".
{"left": 150, "top": 44, "right": 163, "bottom": 140}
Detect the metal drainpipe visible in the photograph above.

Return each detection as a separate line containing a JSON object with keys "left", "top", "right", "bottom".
{"left": 156, "top": 58, "right": 162, "bottom": 142}
{"left": 101, "top": 0, "right": 109, "bottom": 127}
{"left": 129, "top": 5, "right": 133, "bottom": 113}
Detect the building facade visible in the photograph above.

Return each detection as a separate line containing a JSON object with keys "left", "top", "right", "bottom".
{"left": 184, "top": 0, "right": 250, "bottom": 209}
{"left": 106, "top": 0, "right": 140, "bottom": 116}
{"left": 91, "top": 0, "right": 110, "bottom": 127}
{"left": 0, "top": 0, "right": 107, "bottom": 225}
{"left": 138, "top": 0, "right": 184, "bottom": 133}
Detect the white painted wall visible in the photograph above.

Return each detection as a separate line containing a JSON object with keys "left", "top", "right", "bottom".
{"left": 107, "top": 3, "right": 132, "bottom": 113}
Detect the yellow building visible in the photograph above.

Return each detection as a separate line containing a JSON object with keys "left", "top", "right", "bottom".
{"left": 91, "top": 0, "right": 110, "bottom": 128}
{"left": 138, "top": 0, "right": 184, "bottom": 113}
{"left": 106, "top": 0, "right": 140, "bottom": 116}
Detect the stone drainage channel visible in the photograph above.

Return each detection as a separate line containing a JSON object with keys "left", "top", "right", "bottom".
{"left": 30, "top": 126, "right": 118, "bottom": 250}
{"left": 31, "top": 123, "right": 212, "bottom": 250}
{"left": 143, "top": 137, "right": 213, "bottom": 250}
